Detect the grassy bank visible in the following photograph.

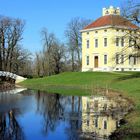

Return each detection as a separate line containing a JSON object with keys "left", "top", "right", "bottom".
{"left": 20, "top": 72, "right": 140, "bottom": 138}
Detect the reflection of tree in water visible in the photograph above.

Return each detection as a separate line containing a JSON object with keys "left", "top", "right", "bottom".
{"left": 36, "top": 91, "right": 64, "bottom": 135}
{"left": 36, "top": 91, "right": 82, "bottom": 139}
{"left": 66, "top": 118, "right": 80, "bottom": 140}
{"left": 65, "top": 96, "right": 81, "bottom": 140}
{"left": 0, "top": 110, "right": 24, "bottom": 140}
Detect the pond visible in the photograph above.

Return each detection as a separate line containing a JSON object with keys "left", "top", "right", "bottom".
{"left": 0, "top": 88, "right": 131, "bottom": 140}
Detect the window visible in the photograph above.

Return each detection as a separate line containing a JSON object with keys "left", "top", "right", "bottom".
{"left": 121, "top": 55, "right": 124, "bottom": 64}
{"left": 129, "top": 38, "right": 135, "bottom": 47}
{"left": 134, "top": 57, "right": 137, "bottom": 65}
{"left": 94, "top": 100, "right": 98, "bottom": 108}
{"left": 87, "top": 101, "right": 89, "bottom": 109}
{"left": 95, "top": 118, "right": 98, "bottom": 128}
{"left": 116, "top": 54, "right": 119, "bottom": 64}
{"left": 86, "top": 56, "right": 89, "bottom": 65}
{"left": 104, "top": 121, "right": 107, "bottom": 129}
{"left": 87, "top": 32, "right": 89, "bottom": 35}
{"left": 116, "top": 38, "right": 119, "bottom": 46}
{"left": 121, "top": 38, "right": 124, "bottom": 47}
{"left": 104, "top": 38, "right": 107, "bottom": 47}
{"left": 129, "top": 38, "right": 132, "bottom": 47}
{"left": 104, "top": 30, "right": 107, "bottom": 32}
{"left": 95, "top": 39, "right": 98, "bottom": 48}
{"left": 95, "top": 31, "right": 98, "bottom": 33}
{"left": 87, "top": 40, "right": 89, "bottom": 48}
{"left": 105, "top": 10, "right": 109, "bottom": 15}
{"left": 103, "top": 103, "right": 107, "bottom": 110}
{"left": 87, "top": 120, "right": 89, "bottom": 126}
{"left": 114, "top": 10, "right": 117, "bottom": 14}
{"left": 129, "top": 55, "right": 132, "bottom": 65}
{"left": 129, "top": 56, "right": 136, "bottom": 65}
{"left": 87, "top": 112, "right": 90, "bottom": 126}
{"left": 104, "top": 55, "right": 107, "bottom": 64}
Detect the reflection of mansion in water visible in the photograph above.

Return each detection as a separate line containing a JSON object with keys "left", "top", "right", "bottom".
{"left": 81, "top": 96, "right": 123, "bottom": 139}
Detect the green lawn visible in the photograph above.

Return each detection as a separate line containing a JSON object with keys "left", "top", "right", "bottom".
{"left": 20, "top": 72, "right": 140, "bottom": 138}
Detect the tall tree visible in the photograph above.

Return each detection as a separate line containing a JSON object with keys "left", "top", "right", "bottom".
{"left": 50, "top": 42, "right": 65, "bottom": 74}
{"left": 35, "top": 28, "right": 66, "bottom": 76}
{"left": 0, "top": 16, "right": 25, "bottom": 73}
{"left": 41, "top": 28, "right": 56, "bottom": 76}
{"left": 65, "top": 17, "right": 91, "bottom": 71}
{"left": 11, "top": 45, "right": 31, "bottom": 75}
{"left": 35, "top": 52, "right": 41, "bottom": 77}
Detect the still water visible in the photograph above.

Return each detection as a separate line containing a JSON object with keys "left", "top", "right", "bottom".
{"left": 0, "top": 88, "right": 130, "bottom": 140}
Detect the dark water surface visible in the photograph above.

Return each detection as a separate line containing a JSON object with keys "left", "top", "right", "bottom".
{"left": 0, "top": 88, "right": 130, "bottom": 140}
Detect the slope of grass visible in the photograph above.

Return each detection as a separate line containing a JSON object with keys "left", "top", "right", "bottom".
{"left": 20, "top": 71, "right": 140, "bottom": 137}
{"left": 20, "top": 72, "right": 119, "bottom": 92}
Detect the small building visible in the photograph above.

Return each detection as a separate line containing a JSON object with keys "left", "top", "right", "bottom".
{"left": 81, "top": 6, "right": 139, "bottom": 71}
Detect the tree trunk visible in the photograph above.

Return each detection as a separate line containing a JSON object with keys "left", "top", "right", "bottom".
{"left": 71, "top": 50, "right": 75, "bottom": 71}
{"left": 72, "top": 96, "right": 75, "bottom": 112}
{"left": 0, "top": 45, "right": 2, "bottom": 70}
{"left": 78, "top": 97, "right": 81, "bottom": 113}
{"left": 2, "top": 32, "right": 5, "bottom": 71}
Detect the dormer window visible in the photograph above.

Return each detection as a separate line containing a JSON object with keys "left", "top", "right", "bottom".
{"left": 114, "top": 10, "right": 117, "bottom": 14}
{"left": 105, "top": 10, "right": 109, "bottom": 15}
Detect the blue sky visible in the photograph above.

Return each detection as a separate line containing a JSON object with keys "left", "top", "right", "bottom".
{"left": 0, "top": 0, "right": 124, "bottom": 53}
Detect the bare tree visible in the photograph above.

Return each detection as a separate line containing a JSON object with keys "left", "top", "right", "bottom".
{"left": 14, "top": 46, "right": 32, "bottom": 76}
{"left": 34, "top": 28, "right": 66, "bottom": 76}
{"left": 0, "top": 16, "right": 25, "bottom": 73}
{"left": 35, "top": 52, "right": 41, "bottom": 77}
{"left": 114, "top": 0, "right": 140, "bottom": 64}
{"left": 121, "top": 0, "right": 140, "bottom": 24}
{"left": 50, "top": 42, "right": 65, "bottom": 74}
{"left": 65, "top": 17, "right": 91, "bottom": 71}
{"left": 41, "top": 28, "right": 56, "bottom": 76}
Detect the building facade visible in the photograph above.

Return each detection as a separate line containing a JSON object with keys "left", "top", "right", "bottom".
{"left": 81, "top": 6, "right": 139, "bottom": 71}
{"left": 81, "top": 95, "right": 129, "bottom": 139}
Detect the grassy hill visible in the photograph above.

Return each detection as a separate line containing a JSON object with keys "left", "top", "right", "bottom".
{"left": 20, "top": 71, "right": 140, "bottom": 137}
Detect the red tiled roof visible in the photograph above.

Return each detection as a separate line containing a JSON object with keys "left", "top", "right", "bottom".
{"left": 84, "top": 15, "right": 138, "bottom": 30}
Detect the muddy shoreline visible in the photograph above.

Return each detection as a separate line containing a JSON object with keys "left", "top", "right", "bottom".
{"left": 0, "top": 82, "right": 15, "bottom": 91}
